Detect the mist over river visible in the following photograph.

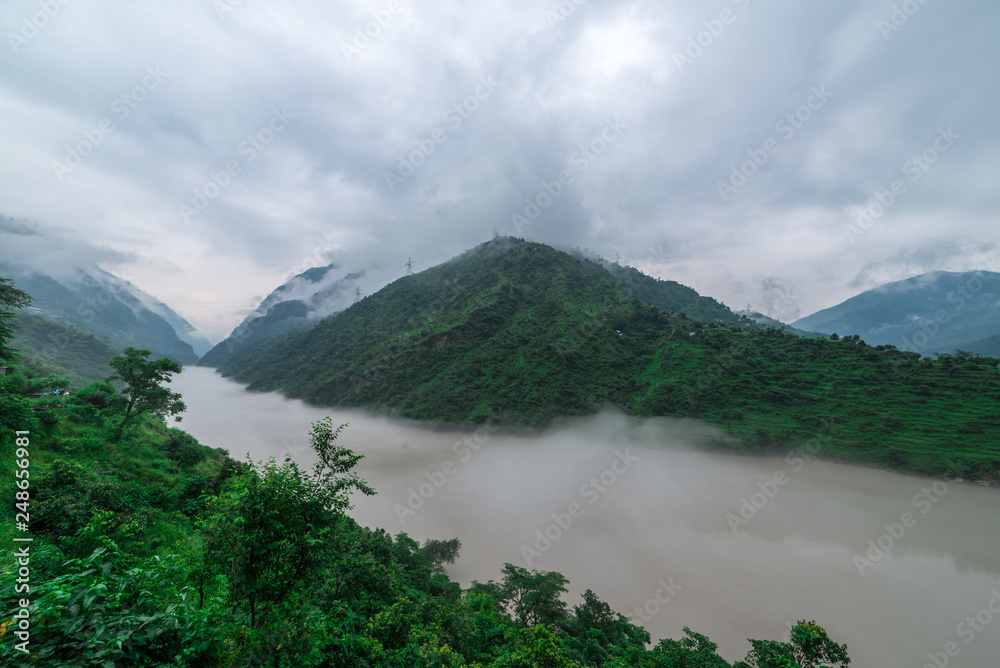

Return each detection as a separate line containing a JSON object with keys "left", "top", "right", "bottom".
{"left": 172, "top": 367, "right": 1000, "bottom": 667}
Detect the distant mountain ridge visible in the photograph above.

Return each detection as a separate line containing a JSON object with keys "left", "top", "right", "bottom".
{"left": 793, "top": 270, "right": 1000, "bottom": 356}
{"left": 737, "top": 310, "right": 826, "bottom": 338}
{"left": 198, "top": 264, "right": 365, "bottom": 367}
{"left": 1, "top": 263, "right": 201, "bottom": 364}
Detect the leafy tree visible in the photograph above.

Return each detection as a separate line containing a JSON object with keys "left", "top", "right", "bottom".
{"left": 653, "top": 627, "right": 733, "bottom": 667}
{"left": 495, "top": 625, "right": 584, "bottom": 668}
{"left": 0, "top": 277, "right": 32, "bottom": 363}
{"left": 202, "top": 418, "right": 374, "bottom": 628}
{"left": 491, "top": 564, "right": 570, "bottom": 628}
{"left": 308, "top": 416, "right": 375, "bottom": 504}
{"left": 564, "top": 589, "right": 650, "bottom": 666}
{"left": 787, "top": 621, "right": 850, "bottom": 668}
{"left": 741, "top": 621, "right": 850, "bottom": 668}
{"left": 423, "top": 537, "right": 462, "bottom": 574}
{"left": 106, "top": 347, "right": 185, "bottom": 438}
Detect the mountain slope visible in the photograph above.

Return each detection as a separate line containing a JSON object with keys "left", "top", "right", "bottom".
{"left": 737, "top": 310, "right": 826, "bottom": 338}
{"left": 2, "top": 264, "right": 199, "bottom": 364}
{"left": 9, "top": 313, "right": 118, "bottom": 386}
{"left": 793, "top": 271, "right": 1000, "bottom": 355}
{"left": 591, "top": 257, "right": 743, "bottom": 325}
{"left": 218, "top": 238, "right": 1000, "bottom": 480}
{"left": 198, "top": 264, "right": 363, "bottom": 368}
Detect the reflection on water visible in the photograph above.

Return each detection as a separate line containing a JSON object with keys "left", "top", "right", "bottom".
{"left": 172, "top": 367, "right": 1000, "bottom": 667}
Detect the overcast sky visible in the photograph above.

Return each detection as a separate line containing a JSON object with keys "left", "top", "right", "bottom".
{"left": 1, "top": 0, "right": 998, "bottom": 340}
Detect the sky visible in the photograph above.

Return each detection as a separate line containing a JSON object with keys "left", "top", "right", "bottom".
{"left": 1, "top": 0, "right": 998, "bottom": 341}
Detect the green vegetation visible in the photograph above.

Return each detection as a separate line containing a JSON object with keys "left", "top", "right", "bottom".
{"left": 0, "top": 278, "right": 33, "bottom": 364}
{"left": 106, "top": 347, "right": 186, "bottom": 439}
{"left": 9, "top": 313, "right": 119, "bottom": 388}
{"left": 216, "top": 239, "right": 1000, "bottom": 482}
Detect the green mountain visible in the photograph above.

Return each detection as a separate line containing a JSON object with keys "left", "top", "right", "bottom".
{"left": 2, "top": 264, "right": 201, "bottom": 364}
{"left": 737, "top": 310, "right": 826, "bottom": 338}
{"left": 9, "top": 313, "right": 118, "bottom": 387}
{"left": 198, "top": 264, "right": 363, "bottom": 368}
{"left": 792, "top": 270, "right": 1000, "bottom": 356}
{"left": 217, "top": 238, "right": 1000, "bottom": 481}
{"left": 584, "top": 256, "right": 744, "bottom": 324}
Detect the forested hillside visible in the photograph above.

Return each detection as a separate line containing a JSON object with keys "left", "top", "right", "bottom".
{"left": 9, "top": 313, "right": 118, "bottom": 387}
{"left": 217, "top": 239, "right": 1000, "bottom": 481}
{"left": 2, "top": 266, "right": 199, "bottom": 364}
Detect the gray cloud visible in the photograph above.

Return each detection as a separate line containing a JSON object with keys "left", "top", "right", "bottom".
{"left": 1, "top": 0, "right": 997, "bottom": 339}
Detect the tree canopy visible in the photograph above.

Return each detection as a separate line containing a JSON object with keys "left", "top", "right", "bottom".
{"left": 0, "top": 276, "right": 32, "bottom": 363}
{"left": 106, "top": 346, "right": 186, "bottom": 438}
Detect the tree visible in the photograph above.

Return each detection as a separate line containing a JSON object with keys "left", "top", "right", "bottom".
{"left": 787, "top": 621, "right": 850, "bottom": 668}
{"left": 741, "top": 620, "right": 850, "bottom": 668}
{"left": 495, "top": 625, "right": 584, "bottom": 668}
{"left": 202, "top": 418, "right": 375, "bottom": 629}
{"left": 654, "top": 627, "right": 733, "bottom": 667}
{"left": 490, "top": 564, "right": 570, "bottom": 628}
{"left": 422, "top": 537, "right": 462, "bottom": 574}
{"left": 106, "top": 347, "right": 185, "bottom": 438}
{"left": 0, "top": 277, "right": 32, "bottom": 363}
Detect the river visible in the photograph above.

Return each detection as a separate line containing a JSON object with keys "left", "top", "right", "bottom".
{"left": 171, "top": 366, "right": 1000, "bottom": 667}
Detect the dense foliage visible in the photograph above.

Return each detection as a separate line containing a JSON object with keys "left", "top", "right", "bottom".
{"left": 0, "top": 278, "right": 33, "bottom": 364}
{"left": 216, "top": 239, "right": 1000, "bottom": 482}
